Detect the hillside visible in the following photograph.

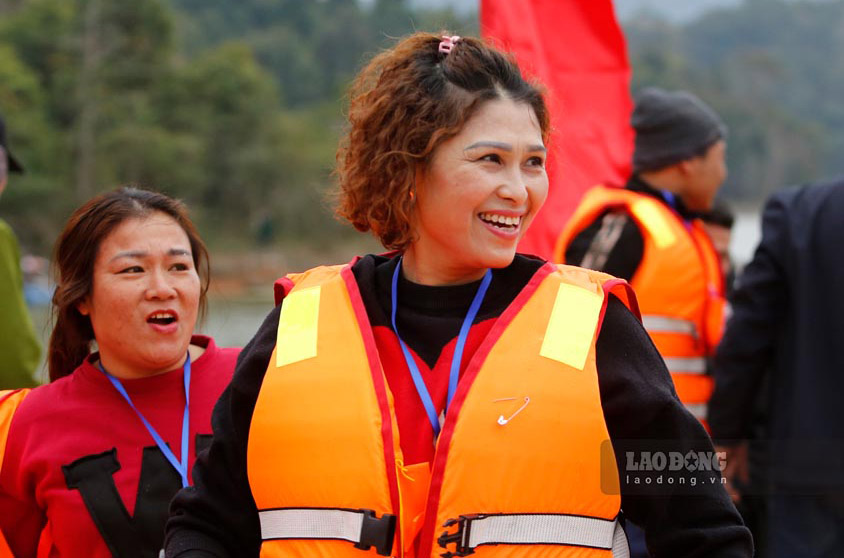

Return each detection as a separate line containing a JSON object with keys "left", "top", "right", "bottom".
{"left": 1, "top": 0, "right": 841, "bottom": 254}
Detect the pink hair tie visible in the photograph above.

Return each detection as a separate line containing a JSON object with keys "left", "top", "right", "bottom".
{"left": 439, "top": 35, "right": 461, "bottom": 55}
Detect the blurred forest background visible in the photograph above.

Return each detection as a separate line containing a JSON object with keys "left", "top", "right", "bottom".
{"left": 1, "top": 0, "right": 842, "bottom": 267}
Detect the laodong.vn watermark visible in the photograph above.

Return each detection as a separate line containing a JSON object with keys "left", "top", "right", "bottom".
{"left": 601, "top": 440, "right": 727, "bottom": 495}
{"left": 624, "top": 449, "right": 726, "bottom": 487}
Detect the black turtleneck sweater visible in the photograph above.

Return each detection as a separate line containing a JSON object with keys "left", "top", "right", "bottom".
{"left": 565, "top": 175, "right": 697, "bottom": 280}
{"left": 165, "top": 254, "right": 752, "bottom": 558}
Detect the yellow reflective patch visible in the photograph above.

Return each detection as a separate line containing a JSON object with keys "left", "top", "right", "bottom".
{"left": 540, "top": 282, "right": 603, "bottom": 370}
{"left": 276, "top": 286, "right": 321, "bottom": 367}
{"left": 631, "top": 199, "right": 677, "bottom": 249}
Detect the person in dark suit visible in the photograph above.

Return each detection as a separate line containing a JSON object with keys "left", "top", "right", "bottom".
{"left": 709, "top": 177, "right": 844, "bottom": 558}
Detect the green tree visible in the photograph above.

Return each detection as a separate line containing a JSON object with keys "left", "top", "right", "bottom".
{"left": 0, "top": 0, "right": 478, "bottom": 253}
{"left": 0, "top": 43, "right": 65, "bottom": 250}
{"left": 623, "top": 0, "right": 841, "bottom": 202}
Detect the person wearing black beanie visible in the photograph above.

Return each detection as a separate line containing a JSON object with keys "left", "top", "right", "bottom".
{"left": 556, "top": 88, "right": 731, "bottom": 556}
{"left": 631, "top": 87, "right": 727, "bottom": 175}
{"left": 560, "top": 86, "right": 728, "bottom": 276}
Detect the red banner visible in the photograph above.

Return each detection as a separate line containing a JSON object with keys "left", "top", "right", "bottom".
{"left": 481, "top": 0, "right": 634, "bottom": 260}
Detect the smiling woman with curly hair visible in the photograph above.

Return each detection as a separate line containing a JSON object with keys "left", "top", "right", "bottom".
{"left": 165, "top": 32, "right": 751, "bottom": 558}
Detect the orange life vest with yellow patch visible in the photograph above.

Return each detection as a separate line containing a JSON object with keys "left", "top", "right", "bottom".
{"left": 1, "top": 389, "right": 31, "bottom": 558}
{"left": 247, "top": 261, "right": 637, "bottom": 557}
{"left": 554, "top": 185, "right": 727, "bottom": 426}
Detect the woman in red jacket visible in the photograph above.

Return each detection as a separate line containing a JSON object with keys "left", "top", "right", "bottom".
{"left": 0, "top": 188, "right": 240, "bottom": 557}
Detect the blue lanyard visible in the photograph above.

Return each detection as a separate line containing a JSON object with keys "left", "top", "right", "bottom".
{"left": 661, "top": 190, "right": 692, "bottom": 226}
{"left": 100, "top": 354, "right": 192, "bottom": 488}
{"left": 661, "top": 190, "right": 677, "bottom": 208}
{"left": 390, "top": 258, "right": 492, "bottom": 437}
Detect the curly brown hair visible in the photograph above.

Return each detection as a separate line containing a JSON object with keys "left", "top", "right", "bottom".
{"left": 336, "top": 32, "right": 549, "bottom": 251}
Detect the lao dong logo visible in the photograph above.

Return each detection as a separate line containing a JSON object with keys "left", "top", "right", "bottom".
{"left": 625, "top": 450, "right": 726, "bottom": 472}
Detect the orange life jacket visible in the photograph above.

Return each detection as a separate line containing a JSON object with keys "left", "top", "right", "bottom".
{"left": 248, "top": 262, "right": 637, "bottom": 557}
{"left": 0, "top": 525, "right": 10, "bottom": 557}
{"left": 1, "top": 389, "right": 31, "bottom": 558}
{"left": 555, "top": 185, "right": 726, "bottom": 425}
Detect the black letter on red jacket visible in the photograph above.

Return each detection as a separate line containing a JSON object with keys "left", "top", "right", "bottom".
{"left": 63, "top": 447, "right": 180, "bottom": 558}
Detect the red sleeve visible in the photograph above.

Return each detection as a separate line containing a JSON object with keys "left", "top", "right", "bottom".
{"left": 0, "top": 392, "right": 48, "bottom": 558}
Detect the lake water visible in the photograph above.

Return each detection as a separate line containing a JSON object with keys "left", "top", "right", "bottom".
{"left": 729, "top": 210, "right": 762, "bottom": 272}
{"left": 24, "top": 210, "right": 764, "bottom": 382}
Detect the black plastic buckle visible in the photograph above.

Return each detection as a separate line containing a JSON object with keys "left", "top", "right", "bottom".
{"left": 437, "top": 515, "right": 478, "bottom": 557}
{"left": 354, "top": 509, "right": 396, "bottom": 556}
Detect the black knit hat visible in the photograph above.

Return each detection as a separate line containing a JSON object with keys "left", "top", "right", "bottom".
{"left": 631, "top": 87, "right": 726, "bottom": 173}
{"left": 0, "top": 113, "right": 24, "bottom": 174}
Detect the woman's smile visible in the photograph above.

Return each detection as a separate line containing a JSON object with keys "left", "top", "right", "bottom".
{"left": 403, "top": 97, "right": 548, "bottom": 286}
